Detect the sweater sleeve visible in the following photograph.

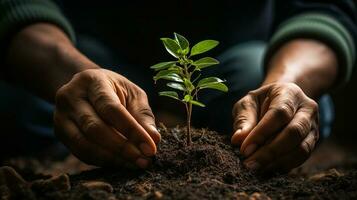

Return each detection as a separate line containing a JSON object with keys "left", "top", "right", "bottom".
{"left": 264, "top": 0, "right": 356, "bottom": 87}
{"left": 0, "top": 0, "right": 75, "bottom": 51}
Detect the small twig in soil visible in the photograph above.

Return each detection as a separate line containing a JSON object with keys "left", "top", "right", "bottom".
{"left": 158, "top": 122, "right": 168, "bottom": 133}
{"left": 186, "top": 175, "right": 192, "bottom": 182}
{"left": 198, "top": 128, "right": 207, "bottom": 141}
{"left": 171, "top": 127, "right": 181, "bottom": 142}
{"left": 198, "top": 178, "right": 236, "bottom": 189}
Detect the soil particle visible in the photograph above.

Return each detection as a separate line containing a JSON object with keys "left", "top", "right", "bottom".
{"left": 249, "top": 192, "right": 271, "bottom": 200}
{"left": 236, "top": 192, "right": 249, "bottom": 200}
{"left": 153, "top": 191, "right": 163, "bottom": 199}
{"left": 308, "top": 168, "right": 343, "bottom": 182}
{"left": 0, "top": 166, "right": 27, "bottom": 188}
{"left": 80, "top": 181, "right": 114, "bottom": 193}
{"left": 30, "top": 174, "right": 71, "bottom": 192}
{"left": 0, "top": 166, "right": 35, "bottom": 200}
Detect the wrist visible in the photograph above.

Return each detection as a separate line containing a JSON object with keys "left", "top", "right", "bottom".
{"left": 262, "top": 39, "right": 338, "bottom": 99}
{"left": 6, "top": 23, "right": 100, "bottom": 101}
{"left": 51, "top": 39, "right": 100, "bottom": 88}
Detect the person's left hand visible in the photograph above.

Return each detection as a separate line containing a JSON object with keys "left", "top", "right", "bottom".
{"left": 231, "top": 82, "right": 319, "bottom": 173}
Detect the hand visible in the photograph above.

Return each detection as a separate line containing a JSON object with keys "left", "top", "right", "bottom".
{"left": 231, "top": 83, "right": 319, "bottom": 173}
{"left": 54, "top": 69, "right": 160, "bottom": 169}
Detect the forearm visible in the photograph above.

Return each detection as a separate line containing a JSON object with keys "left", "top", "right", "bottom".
{"left": 5, "top": 23, "right": 99, "bottom": 102}
{"left": 263, "top": 39, "right": 338, "bottom": 99}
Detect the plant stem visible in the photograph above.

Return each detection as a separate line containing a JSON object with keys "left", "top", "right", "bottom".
{"left": 186, "top": 102, "right": 193, "bottom": 145}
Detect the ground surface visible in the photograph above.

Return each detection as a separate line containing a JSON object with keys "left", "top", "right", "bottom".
{"left": 1, "top": 127, "right": 357, "bottom": 200}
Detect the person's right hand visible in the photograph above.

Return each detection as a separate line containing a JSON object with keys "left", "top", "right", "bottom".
{"left": 54, "top": 68, "right": 160, "bottom": 169}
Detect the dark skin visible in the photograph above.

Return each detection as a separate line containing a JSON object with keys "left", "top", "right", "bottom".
{"left": 6, "top": 23, "right": 160, "bottom": 169}
{"left": 5, "top": 23, "right": 337, "bottom": 172}
{"left": 231, "top": 39, "right": 338, "bottom": 172}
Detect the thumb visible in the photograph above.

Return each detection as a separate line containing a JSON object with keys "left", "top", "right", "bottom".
{"left": 231, "top": 95, "right": 259, "bottom": 146}
{"left": 127, "top": 98, "right": 161, "bottom": 144}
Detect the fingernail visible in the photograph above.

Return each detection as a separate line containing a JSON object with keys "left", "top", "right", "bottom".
{"left": 234, "top": 129, "right": 242, "bottom": 136}
{"left": 244, "top": 160, "right": 260, "bottom": 171}
{"left": 231, "top": 129, "right": 242, "bottom": 145}
{"left": 136, "top": 157, "right": 150, "bottom": 169}
{"left": 151, "top": 125, "right": 161, "bottom": 137}
{"left": 243, "top": 144, "right": 257, "bottom": 157}
{"left": 150, "top": 125, "right": 161, "bottom": 141}
{"left": 150, "top": 124, "right": 160, "bottom": 134}
{"left": 140, "top": 143, "right": 154, "bottom": 157}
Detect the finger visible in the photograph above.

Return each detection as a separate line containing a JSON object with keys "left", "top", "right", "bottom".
{"left": 240, "top": 96, "right": 297, "bottom": 157}
{"left": 126, "top": 95, "right": 161, "bottom": 144}
{"left": 242, "top": 110, "right": 315, "bottom": 171}
{"left": 54, "top": 113, "right": 140, "bottom": 169}
{"left": 263, "top": 129, "right": 318, "bottom": 173}
{"left": 267, "top": 109, "right": 317, "bottom": 154}
{"left": 231, "top": 95, "right": 259, "bottom": 145}
{"left": 86, "top": 78, "right": 156, "bottom": 157}
{"left": 69, "top": 99, "right": 149, "bottom": 166}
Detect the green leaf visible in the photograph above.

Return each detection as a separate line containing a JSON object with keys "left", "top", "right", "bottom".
{"left": 190, "top": 40, "right": 219, "bottom": 56}
{"left": 189, "top": 100, "right": 206, "bottom": 107}
{"left": 167, "top": 82, "right": 185, "bottom": 91}
{"left": 150, "top": 61, "right": 177, "bottom": 71}
{"left": 154, "top": 70, "right": 183, "bottom": 82}
{"left": 159, "top": 91, "right": 179, "bottom": 100}
{"left": 154, "top": 69, "right": 175, "bottom": 77}
{"left": 174, "top": 33, "right": 189, "bottom": 51}
{"left": 198, "top": 77, "right": 228, "bottom": 92}
{"left": 199, "top": 82, "right": 228, "bottom": 92}
{"left": 160, "top": 38, "right": 181, "bottom": 58}
{"left": 192, "top": 57, "right": 219, "bottom": 69}
{"left": 197, "top": 77, "right": 225, "bottom": 86}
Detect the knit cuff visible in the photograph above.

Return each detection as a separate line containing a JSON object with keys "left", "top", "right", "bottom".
{"left": 0, "top": 0, "right": 75, "bottom": 47}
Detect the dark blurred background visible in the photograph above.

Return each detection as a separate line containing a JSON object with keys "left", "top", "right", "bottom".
{"left": 55, "top": 0, "right": 356, "bottom": 150}
{"left": 331, "top": 73, "right": 357, "bottom": 152}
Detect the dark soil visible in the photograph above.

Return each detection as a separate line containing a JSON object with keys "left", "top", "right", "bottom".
{"left": 1, "top": 127, "right": 357, "bottom": 200}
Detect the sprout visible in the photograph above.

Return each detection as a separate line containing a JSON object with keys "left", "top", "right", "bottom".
{"left": 151, "top": 33, "right": 228, "bottom": 145}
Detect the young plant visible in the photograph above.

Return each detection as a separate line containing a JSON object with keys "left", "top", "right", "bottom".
{"left": 151, "top": 33, "right": 228, "bottom": 145}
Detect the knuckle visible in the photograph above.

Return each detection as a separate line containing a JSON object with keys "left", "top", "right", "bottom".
{"left": 247, "top": 90, "right": 258, "bottom": 97}
{"left": 308, "top": 99, "right": 319, "bottom": 112}
{"left": 55, "top": 85, "right": 71, "bottom": 106}
{"left": 98, "top": 102, "right": 118, "bottom": 117}
{"left": 136, "top": 87, "right": 147, "bottom": 97}
{"left": 129, "top": 85, "right": 147, "bottom": 100}
{"left": 240, "top": 98, "right": 256, "bottom": 110}
{"left": 233, "top": 115, "right": 249, "bottom": 129}
{"left": 299, "top": 141, "right": 312, "bottom": 158}
{"left": 283, "top": 82, "right": 302, "bottom": 93}
{"left": 75, "top": 69, "right": 100, "bottom": 81}
{"left": 93, "top": 91, "right": 112, "bottom": 107}
{"left": 233, "top": 96, "right": 256, "bottom": 115}
{"left": 138, "top": 107, "right": 155, "bottom": 119}
{"left": 271, "top": 104, "right": 294, "bottom": 121}
{"left": 289, "top": 122, "right": 309, "bottom": 140}
{"left": 79, "top": 114, "right": 100, "bottom": 133}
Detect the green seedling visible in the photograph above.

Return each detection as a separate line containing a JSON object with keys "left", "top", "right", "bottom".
{"left": 151, "top": 33, "right": 228, "bottom": 145}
